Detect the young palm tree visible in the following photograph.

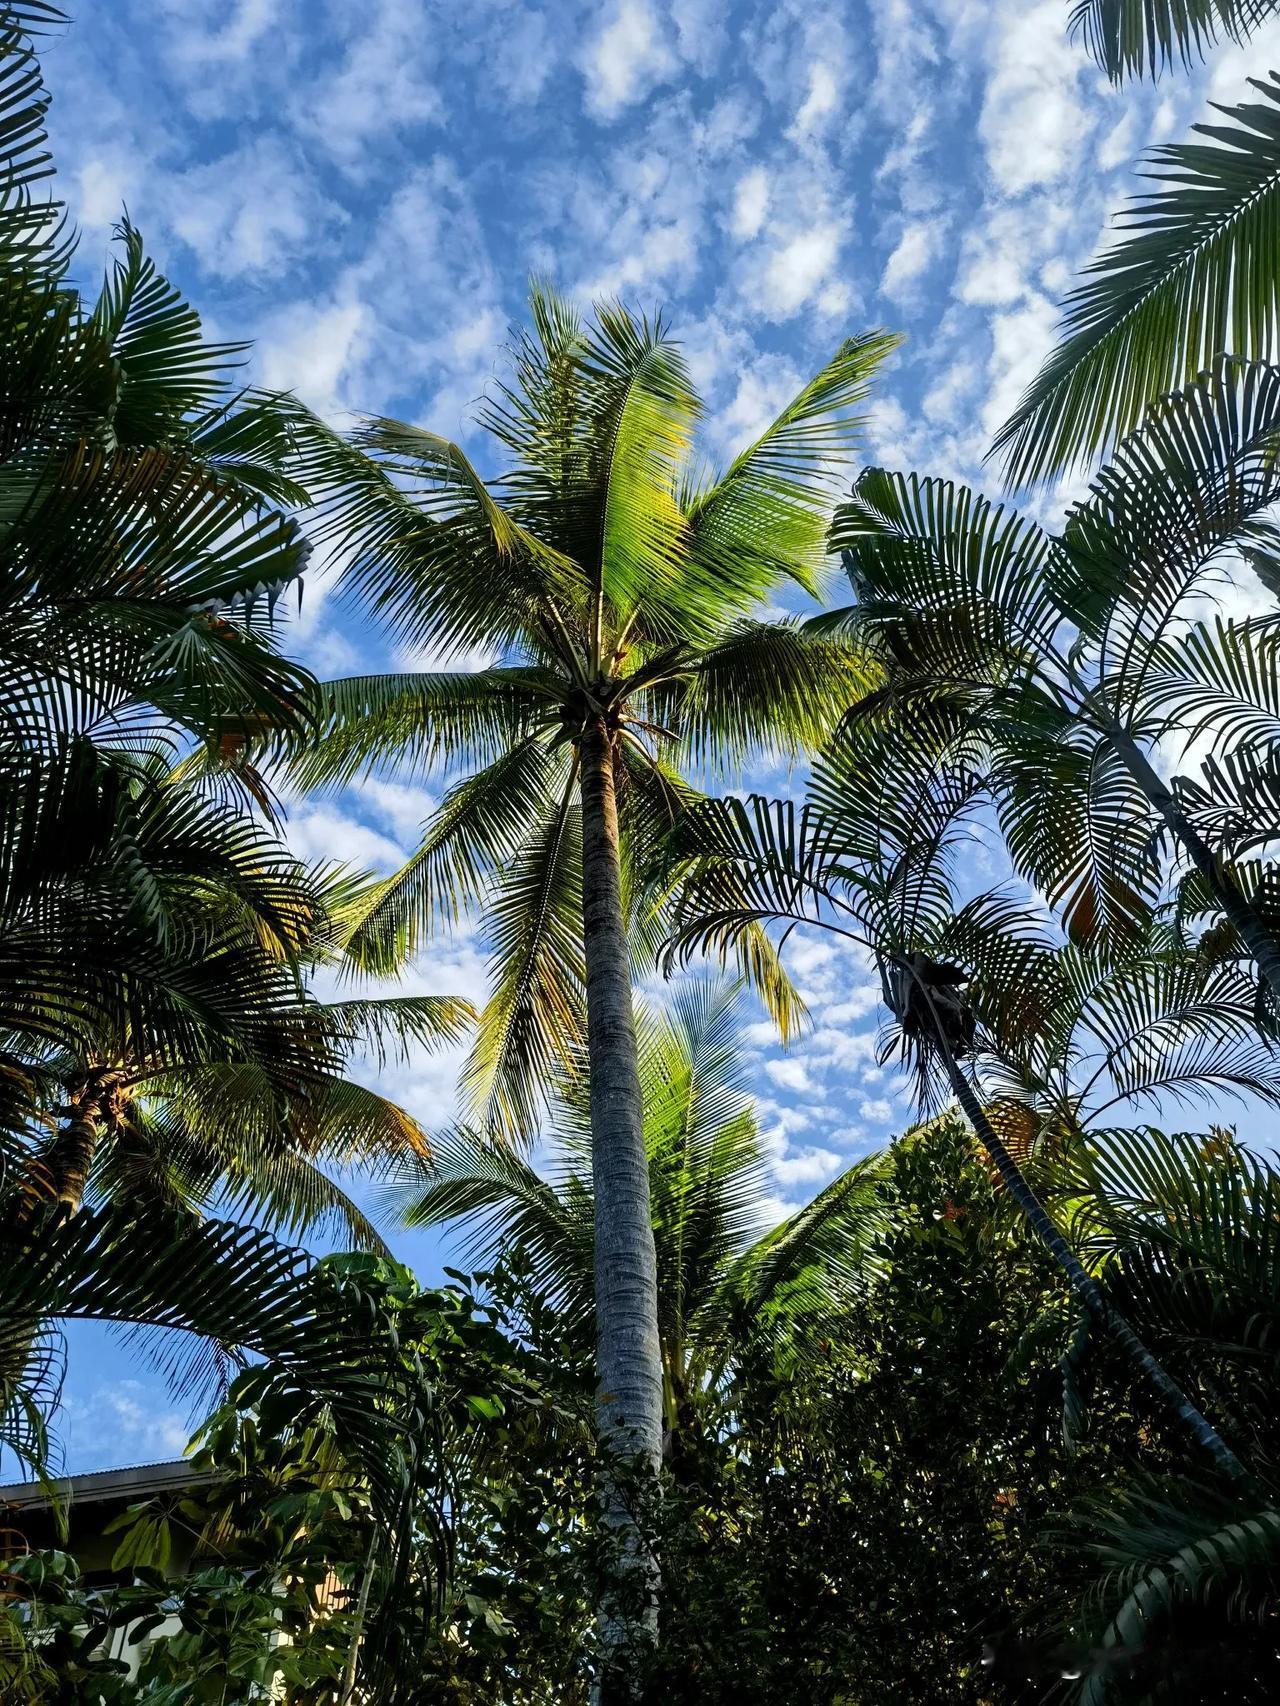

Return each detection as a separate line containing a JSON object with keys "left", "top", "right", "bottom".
{"left": 996, "top": 3, "right": 1280, "bottom": 485}
{"left": 289, "top": 293, "right": 893, "bottom": 1665}
{"left": 831, "top": 360, "right": 1280, "bottom": 1007}
{"left": 392, "top": 980, "right": 887, "bottom": 1465}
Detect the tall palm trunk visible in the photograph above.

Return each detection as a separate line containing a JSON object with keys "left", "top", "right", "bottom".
{"left": 578, "top": 715, "right": 663, "bottom": 1685}
{"left": 1104, "top": 720, "right": 1280, "bottom": 1004}
{"left": 927, "top": 1013, "right": 1247, "bottom": 1485}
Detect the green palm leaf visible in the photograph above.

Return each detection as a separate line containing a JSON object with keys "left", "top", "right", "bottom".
{"left": 687, "top": 330, "right": 899, "bottom": 604}
{"left": 1068, "top": 0, "right": 1278, "bottom": 81}
{"left": 993, "top": 76, "right": 1280, "bottom": 486}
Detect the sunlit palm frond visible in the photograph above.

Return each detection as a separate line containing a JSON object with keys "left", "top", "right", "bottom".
{"left": 461, "top": 762, "right": 586, "bottom": 1137}
{"left": 583, "top": 302, "right": 698, "bottom": 638}
{"left": 288, "top": 668, "right": 551, "bottom": 790}
{"left": 687, "top": 330, "right": 899, "bottom": 604}
{"left": 994, "top": 71, "right": 1280, "bottom": 485}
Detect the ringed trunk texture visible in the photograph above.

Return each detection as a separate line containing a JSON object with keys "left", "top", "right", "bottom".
{"left": 1105, "top": 721, "right": 1280, "bottom": 1005}
{"left": 44, "top": 1070, "right": 123, "bottom": 1215}
{"left": 937, "top": 1037, "right": 1247, "bottom": 1486}
{"left": 578, "top": 715, "right": 663, "bottom": 1687}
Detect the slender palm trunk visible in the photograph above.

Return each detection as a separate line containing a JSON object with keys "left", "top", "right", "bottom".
{"left": 933, "top": 1032, "right": 1247, "bottom": 1485}
{"left": 338, "top": 1524, "right": 379, "bottom": 1705}
{"left": 1104, "top": 720, "right": 1280, "bottom": 1003}
{"left": 42, "top": 1070, "right": 123, "bottom": 1215}
{"left": 578, "top": 714, "right": 663, "bottom": 1688}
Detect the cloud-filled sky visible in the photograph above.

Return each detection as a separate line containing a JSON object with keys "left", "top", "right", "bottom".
{"left": 31, "top": 0, "right": 1279, "bottom": 1472}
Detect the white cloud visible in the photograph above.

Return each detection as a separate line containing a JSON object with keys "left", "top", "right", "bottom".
{"left": 161, "top": 0, "right": 282, "bottom": 68}
{"left": 69, "top": 1378, "right": 190, "bottom": 1464}
{"left": 922, "top": 357, "right": 980, "bottom": 426}
{"left": 284, "top": 804, "right": 405, "bottom": 872}
{"left": 772, "top": 1144, "right": 842, "bottom": 1187}
{"left": 881, "top": 218, "right": 943, "bottom": 300}
{"left": 292, "top": 0, "right": 441, "bottom": 169}
{"left": 978, "top": 0, "right": 1094, "bottom": 194}
{"left": 807, "top": 1027, "right": 877, "bottom": 1073}
{"left": 75, "top": 155, "right": 140, "bottom": 235}
{"left": 730, "top": 166, "right": 770, "bottom": 241}
{"left": 257, "top": 298, "right": 370, "bottom": 420}
{"left": 162, "top": 138, "right": 345, "bottom": 279}
{"left": 790, "top": 61, "right": 840, "bottom": 141}
{"left": 859, "top": 1096, "right": 894, "bottom": 1123}
{"left": 580, "top": 0, "right": 676, "bottom": 119}
{"left": 765, "top": 1057, "right": 816, "bottom": 1094}
{"left": 1096, "top": 108, "right": 1139, "bottom": 172}
{"left": 355, "top": 778, "right": 436, "bottom": 844}
{"left": 492, "top": 9, "right": 557, "bottom": 105}
{"left": 713, "top": 352, "right": 805, "bottom": 453}
{"left": 981, "top": 290, "right": 1060, "bottom": 438}
{"left": 825, "top": 984, "right": 881, "bottom": 1024}
{"left": 757, "top": 221, "right": 845, "bottom": 318}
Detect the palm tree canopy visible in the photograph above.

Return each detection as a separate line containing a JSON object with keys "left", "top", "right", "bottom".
{"left": 392, "top": 980, "right": 887, "bottom": 1418}
{"left": 828, "top": 360, "right": 1280, "bottom": 959}
{"left": 288, "top": 290, "right": 896, "bottom": 1132}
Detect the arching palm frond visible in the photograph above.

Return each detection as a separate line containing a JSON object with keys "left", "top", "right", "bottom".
{"left": 1068, "top": 0, "right": 1278, "bottom": 81}
{"left": 995, "top": 78, "right": 1280, "bottom": 486}
{"left": 686, "top": 330, "right": 900, "bottom": 601}
{"left": 397, "top": 1126, "right": 595, "bottom": 1331}
{"left": 458, "top": 761, "right": 586, "bottom": 1136}
{"left": 0, "top": 1202, "right": 415, "bottom": 1514}
{"left": 1063, "top": 358, "right": 1280, "bottom": 684}
{"left": 1142, "top": 616, "right": 1280, "bottom": 762}
{"left": 289, "top": 669, "right": 550, "bottom": 790}
{"left": 0, "top": 5, "right": 64, "bottom": 274}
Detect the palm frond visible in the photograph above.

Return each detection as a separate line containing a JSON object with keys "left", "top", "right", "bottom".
{"left": 334, "top": 739, "right": 566, "bottom": 975}
{"left": 1068, "top": 0, "right": 1278, "bottom": 81}
{"left": 686, "top": 330, "right": 899, "bottom": 604}
{"left": 676, "top": 619, "right": 879, "bottom": 766}
{"left": 0, "top": 1203, "right": 412, "bottom": 1512}
{"left": 460, "top": 759, "right": 586, "bottom": 1136}
{"left": 1061, "top": 357, "right": 1280, "bottom": 689}
{"left": 585, "top": 301, "right": 697, "bottom": 636}
{"left": 995, "top": 73, "right": 1280, "bottom": 485}
{"left": 288, "top": 668, "right": 551, "bottom": 790}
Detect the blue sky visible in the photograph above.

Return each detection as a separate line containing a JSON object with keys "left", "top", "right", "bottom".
{"left": 32, "top": 0, "right": 1280, "bottom": 1473}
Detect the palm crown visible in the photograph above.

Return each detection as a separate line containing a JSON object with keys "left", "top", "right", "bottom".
{"left": 295, "top": 290, "right": 894, "bottom": 1134}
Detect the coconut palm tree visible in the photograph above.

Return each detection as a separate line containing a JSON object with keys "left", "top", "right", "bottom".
{"left": 393, "top": 980, "right": 887, "bottom": 1466}
{"left": 995, "top": 3, "right": 1280, "bottom": 485}
{"left": 286, "top": 288, "right": 894, "bottom": 1661}
{"left": 830, "top": 360, "right": 1280, "bottom": 1009}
